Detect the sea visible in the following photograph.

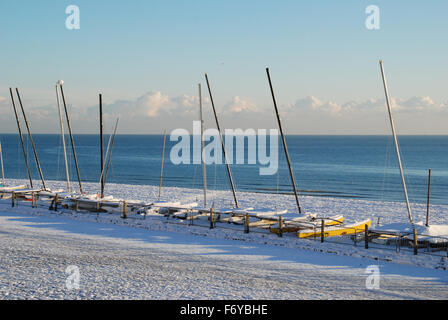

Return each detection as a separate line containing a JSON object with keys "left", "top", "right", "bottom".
{"left": 0, "top": 134, "right": 447, "bottom": 205}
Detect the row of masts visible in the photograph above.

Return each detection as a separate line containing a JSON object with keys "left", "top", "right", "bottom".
{"left": 7, "top": 82, "right": 117, "bottom": 199}
{"left": 194, "top": 62, "right": 416, "bottom": 224}
{"left": 3, "top": 61, "right": 419, "bottom": 225}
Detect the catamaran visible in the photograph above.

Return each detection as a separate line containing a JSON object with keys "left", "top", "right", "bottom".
{"left": 262, "top": 68, "right": 358, "bottom": 237}
{"left": 61, "top": 91, "right": 132, "bottom": 212}
{"left": 370, "top": 60, "right": 448, "bottom": 245}
{"left": 38, "top": 81, "right": 76, "bottom": 203}
{"left": 1, "top": 88, "right": 55, "bottom": 201}
{"left": 157, "top": 78, "right": 254, "bottom": 221}
{"left": 58, "top": 91, "right": 157, "bottom": 215}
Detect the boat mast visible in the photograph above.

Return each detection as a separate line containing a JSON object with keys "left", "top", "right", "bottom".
{"left": 204, "top": 73, "right": 239, "bottom": 208}
{"left": 9, "top": 88, "right": 33, "bottom": 188}
{"left": 199, "top": 83, "right": 207, "bottom": 207}
{"left": 265, "top": 68, "right": 302, "bottom": 214}
{"left": 55, "top": 83, "right": 71, "bottom": 192}
{"left": 379, "top": 60, "right": 413, "bottom": 225}
{"left": 99, "top": 93, "right": 104, "bottom": 198}
{"left": 15, "top": 88, "right": 47, "bottom": 190}
{"left": 59, "top": 83, "right": 83, "bottom": 194}
{"left": 158, "top": 129, "right": 167, "bottom": 201}
{"left": 0, "top": 142, "right": 5, "bottom": 186}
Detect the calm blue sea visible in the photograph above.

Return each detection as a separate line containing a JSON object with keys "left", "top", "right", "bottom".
{"left": 0, "top": 134, "right": 447, "bottom": 205}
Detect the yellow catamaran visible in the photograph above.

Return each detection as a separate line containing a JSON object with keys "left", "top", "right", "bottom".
{"left": 297, "top": 219, "right": 371, "bottom": 238}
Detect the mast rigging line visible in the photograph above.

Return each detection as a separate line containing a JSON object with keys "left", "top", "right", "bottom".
{"left": 103, "top": 118, "right": 119, "bottom": 188}
{"left": 59, "top": 83, "right": 83, "bottom": 194}
{"left": 99, "top": 118, "right": 118, "bottom": 187}
{"left": 9, "top": 88, "right": 33, "bottom": 188}
{"left": 379, "top": 60, "right": 414, "bottom": 225}
{"left": 15, "top": 88, "right": 47, "bottom": 190}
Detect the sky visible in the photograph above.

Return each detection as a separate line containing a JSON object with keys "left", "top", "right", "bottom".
{"left": 0, "top": 0, "right": 447, "bottom": 134}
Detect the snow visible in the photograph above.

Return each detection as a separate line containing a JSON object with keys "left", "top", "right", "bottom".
{"left": 373, "top": 222, "right": 448, "bottom": 243}
{"left": 1, "top": 178, "right": 448, "bottom": 299}
{"left": 418, "top": 223, "right": 448, "bottom": 241}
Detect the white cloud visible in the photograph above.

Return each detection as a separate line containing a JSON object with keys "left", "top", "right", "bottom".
{"left": 401, "top": 96, "right": 435, "bottom": 107}
{"left": 288, "top": 96, "right": 447, "bottom": 117}
{"left": 222, "top": 96, "right": 259, "bottom": 114}
{"left": 119, "top": 91, "right": 201, "bottom": 118}
{"left": 291, "top": 96, "right": 343, "bottom": 115}
{"left": 393, "top": 96, "right": 446, "bottom": 112}
{"left": 292, "top": 96, "right": 322, "bottom": 109}
{"left": 1, "top": 89, "right": 448, "bottom": 134}
{"left": 137, "top": 91, "right": 170, "bottom": 117}
{"left": 28, "top": 105, "right": 56, "bottom": 119}
{"left": 0, "top": 96, "right": 8, "bottom": 115}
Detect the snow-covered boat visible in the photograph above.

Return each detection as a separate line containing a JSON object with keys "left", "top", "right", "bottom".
{"left": 264, "top": 70, "right": 347, "bottom": 232}
{"left": 372, "top": 222, "right": 448, "bottom": 245}
{"left": 228, "top": 208, "right": 288, "bottom": 225}
{"left": 62, "top": 193, "right": 150, "bottom": 215}
{"left": 269, "top": 215, "right": 345, "bottom": 234}
{"left": 369, "top": 62, "right": 448, "bottom": 248}
{"left": 7, "top": 188, "right": 45, "bottom": 200}
{"left": 164, "top": 202, "right": 199, "bottom": 218}
{"left": 0, "top": 184, "right": 28, "bottom": 193}
{"left": 192, "top": 207, "right": 240, "bottom": 222}
{"left": 0, "top": 143, "right": 32, "bottom": 198}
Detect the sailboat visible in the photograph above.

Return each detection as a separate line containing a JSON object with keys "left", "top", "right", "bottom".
{"left": 371, "top": 60, "right": 448, "bottom": 245}
{"left": 38, "top": 81, "right": 76, "bottom": 202}
{"left": 297, "top": 219, "right": 372, "bottom": 238}
{"left": 61, "top": 93, "right": 149, "bottom": 214}
{"left": 195, "top": 75, "right": 257, "bottom": 222}
{"left": 57, "top": 85, "right": 104, "bottom": 210}
{"left": 37, "top": 80, "right": 86, "bottom": 204}
{"left": 367, "top": 60, "right": 418, "bottom": 238}
{"left": 62, "top": 92, "right": 116, "bottom": 211}
{"left": 223, "top": 69, "right": 345, "bottom": 230}
{"left": 157, "top": 91, "right": 201, "bottom": 220}
{"left": 147, "top": 130, "right": 185, "bottom": 214}
{"left": 2, "top": 87, "right": 55, "bottom": 202}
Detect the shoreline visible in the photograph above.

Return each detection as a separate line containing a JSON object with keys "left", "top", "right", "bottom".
{"left": 3, "top": 177, "right": 448, "bottom": 226}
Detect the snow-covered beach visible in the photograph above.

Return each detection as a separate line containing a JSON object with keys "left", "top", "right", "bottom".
{"left": 1, "top": 179, "right": 448, "bottom": 299}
